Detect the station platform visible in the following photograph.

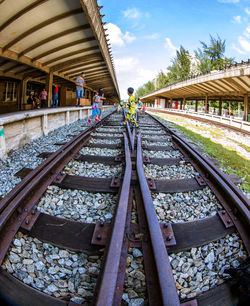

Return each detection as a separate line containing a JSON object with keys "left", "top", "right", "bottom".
{"left": 0, "top": 105, "right": 113, "bottom": 160}
{"left": 147, "top": 107, "right": 250, "bottom": 134}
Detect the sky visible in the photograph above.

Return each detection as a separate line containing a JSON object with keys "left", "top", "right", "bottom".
{"left": 98, "top": 0, "right": 250, "bottom": 99}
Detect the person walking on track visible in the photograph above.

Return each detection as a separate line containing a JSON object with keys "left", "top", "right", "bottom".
{"left": 123, "top": 87, "right": 139, "bottom": 127}
{"left": 88, "top": 89, "right": 104, "bottom": 124}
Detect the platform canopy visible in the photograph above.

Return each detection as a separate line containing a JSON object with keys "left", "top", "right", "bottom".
{"left": 141, "top": 62, "right": 250, "bottom": 102}
{"left": 0, "top": 0, "right": 119, "bottom": 101}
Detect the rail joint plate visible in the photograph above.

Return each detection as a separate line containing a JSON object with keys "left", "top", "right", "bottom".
{"left": 53, "top": 172, "right": 66, "bottom": 184}
{"left": 147, "top": 178, "right": 156, "bottom": 191}
{"left": 143, "top": 156, "right": 151, "bottom": 164}
{"left": 218, "top": 210, "right": 234, "bottom": 228}
{"left": 160, "top": 223, "right": 176, "bottom": 247}
{"left": 21, "top": 210, "right": 40, "bottom": 231}
{"left": 110, "top": 176, "right": 121, "bottom": 188}
{"left": 194, "top": 175, "right": 207, "bottom": 186}
{"left": 91, "top": 222, "right": 111, "bottom": 246}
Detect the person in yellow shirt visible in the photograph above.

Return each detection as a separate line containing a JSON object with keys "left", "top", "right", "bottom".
{"left": 123, "top": 87, "right": 139, "bottom": 127}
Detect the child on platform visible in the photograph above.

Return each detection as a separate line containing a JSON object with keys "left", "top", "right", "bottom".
{"left": 88, "top": 89, "right": 104, "bottom": 124}
{"left": 123, "top": 87, "right": 139, "bottom": 127}
{"left": 137, "top": 98, "right": 142, "bottom": 113}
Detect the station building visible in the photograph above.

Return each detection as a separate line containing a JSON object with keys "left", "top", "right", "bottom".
{"left": 141, "top": 62, "right": 250, "bottom": 121}
{"left": 0, "top": 0, "right": 120, "bottom": 114}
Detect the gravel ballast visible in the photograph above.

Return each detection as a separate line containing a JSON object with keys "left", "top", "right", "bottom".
{"left": 64, "top": 161, "right": 123, "bottom": 177}
{"left": 170, "top": 233, "right": 247, "bottom": 300}
{"left": 0, "top": 109, "right": 115, "bottom": 198}
{"left": 2, "top": 232, "right": 102, "bottom": 304}
{"left": 144, "top": 163, "right": 195, "bottom": 179}
{"left": 36, "top": 185, "right": 117, "bottom": 223}
{"left": 152, "top": 187, "right": 223, "bottom": 222}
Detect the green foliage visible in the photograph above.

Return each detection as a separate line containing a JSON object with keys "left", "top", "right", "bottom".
{"left": 195, "top": 34, "right": 234, "bottom": 71}
{"left": 135, "top": 34, "right": 234, "bottom": 98}
{"left": 155, "top": 71, "right": 169, "bottom": 89}
{"left": 135, "top": 81, "right": 155, "bottom": 98}
{"left": 154, "top": 115, "right": 250, "bottom": 193}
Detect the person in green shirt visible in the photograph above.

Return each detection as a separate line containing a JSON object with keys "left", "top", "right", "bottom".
{"left": 123, "top": 87, "right": 139, "bottom": 127}
{"left": 118, "top": 100, "right": 124, "bottom": 113}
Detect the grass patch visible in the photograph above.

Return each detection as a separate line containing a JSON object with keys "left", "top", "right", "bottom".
{"left": 227, "top": 138, "right": 250, "bottom": 153}
{"left": 153, "top": 114, "right": 250, "bottom": 193}
{"left": 177, "top": 125, "right": 250, "bottom": 192}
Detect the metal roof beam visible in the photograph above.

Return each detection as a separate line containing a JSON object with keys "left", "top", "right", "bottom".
{"left": 3, "top": 8, "right": 84, "bottom": 52}
{"left": 58, "top": 59, "right": 103, "bottom": 73}
{"left": 3, "top": 63, "right": 23, "bottom": 73}
{"left": 43, "top": 46, "right": 100, "bottom": 66}
{"left": 18, "top": 24, "right": 91, "bottom": 58}
{"left": 64, "top": 63, "right": 106, "bottom": 76}
{"left": 50, "top": 52, "right": 102, "bottom": 72}
{"left": 32, "top": 37, "right": 96, "bottom": 61}
{"left": 68, "top": 66, "right": 107, "bottom": 78}
{"left": 0, "top": 0, "right": 50, "bottom": 32}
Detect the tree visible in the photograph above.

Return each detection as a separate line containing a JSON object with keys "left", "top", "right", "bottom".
{"left": 195, "top": 34, "right": 234, "bottom": 71}
{"left": 167, "top": 46, "right": 191, "bottom": 83}
{"left": 135, "top": 81, "right": 155, "bottom": 98}
{"left": 155, "top": 71, "right": 169, "bottom": 89}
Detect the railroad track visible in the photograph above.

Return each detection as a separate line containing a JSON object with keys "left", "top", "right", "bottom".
{"left": 147, "top": 108, "right": 250, "bottom": 136}
{"left": 0, "top": 110, "right": 249, "bottom": 306}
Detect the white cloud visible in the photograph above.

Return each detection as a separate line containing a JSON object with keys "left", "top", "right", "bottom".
{"left": 113, "top": 56, "right": 158, "bottom": 99}
{"left": 123, "top": 8, "right": 140, "bottom": 19}
{"left": 232, "top": 43, "right": 246, "bottom": 54}
{"left": 245, "top": 7, "right": 250, "bottom": 15}
{"left": 105, "top": 23, "right": 124, "bottom": 47}
{"left": 244, "top": 25, "right": 250, "bottom": 38}
{"left": 238, "top": 36, "right": 250, "bottom": 52}
{"left": 144, "top": 33, "right": 160, "bottom": 40}
{"left": 217, "top": 0, "right": 239, "bottom": 3}
{"left": 122, "top": 7, "right": 150, "bottom": 19}
{"left": 232, "top": 15, "right": 241, "bottom": 23}
{"left": 164, "top": 37, "right": 177, "bottom": 56}
{"left": 105, "top": 23, "right": 136, "bottom": 47}
{"left": 123, "top": 31, "right": 136, "bottom": 43}
{"left": 114, "top": 57, "right": 139, "bottom": 72}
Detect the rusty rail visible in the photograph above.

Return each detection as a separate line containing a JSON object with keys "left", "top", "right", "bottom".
{"left": 96, "top": 133, "right": 132, "bottom": 305}
{"left": 0, "top": 110, "right": 116, "bottom": 264}
{"left": 136, "top": 133, "right": 180, "bottom": 306}
{"left": 147, "top": 112, "right": 250, "bottom": 253}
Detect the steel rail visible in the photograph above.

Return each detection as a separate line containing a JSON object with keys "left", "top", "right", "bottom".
{"left": 147, "top": 108, "right": 250, "bottom": 136}
{"left": 148, "top": 113, "right": 250, "bottom": 222}
{"left": 173, "top": 135, "right": 250, "bottom": 222}
{"left": 96, "top": 132, "right": 132, "bottom": 305}
{"left": 0, "top": 110, "right": 115, "bottom": 215}
{"left": 0, "top": 111, "right": 116, "bottom": 263}
{"left": 0, "top": 130, "right": 91, "bottom": 231}
{"left": 154, "top": 114, "right": 249, "bottom": 207}
{"left": 136, "top": 133, "right": 180, "bottom": 306}
{"left": 147, "top": 112, "right": 250, "bottom": 253}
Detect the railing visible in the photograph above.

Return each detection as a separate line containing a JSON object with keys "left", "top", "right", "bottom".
{"left": 147, "top": 107, "right": 250, "bottom": 133}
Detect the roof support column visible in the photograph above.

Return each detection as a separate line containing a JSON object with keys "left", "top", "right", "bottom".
{"left": 20, "top": 78, "right": 28, "bottom": 111}
{"left": 205, "top": 95, "right": 209, "bottom": 113}
{"left": 180, "top": 98, "right": 183, "bottom": 110}
{"left": 218, "top": 97, "right": 222, "bottom": 116}
{"left": 243, "top": 94, "right": 249, "bottom": 121}
{"left": 46, "top": 71, "right": 53, "bottom": 108}
{"left": 238, "top": 101, "right": 241, "bottom": 118}
{"left": 195, "top": 100, "right": 198, "bottom": 112}
{"left": 165, "top": 99, "right": 169, "bottom": 109}
{"left": 183, "top": 97, "right": 186, "bottom": 110}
